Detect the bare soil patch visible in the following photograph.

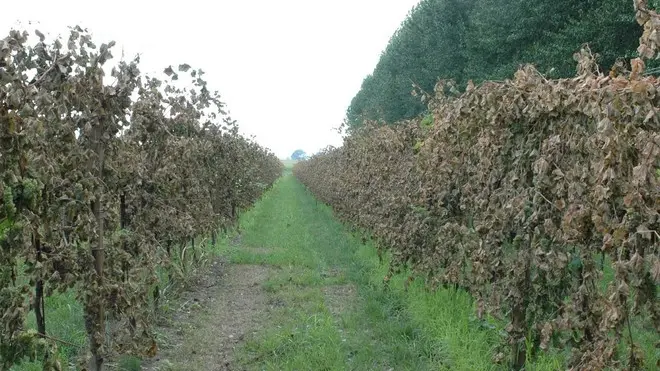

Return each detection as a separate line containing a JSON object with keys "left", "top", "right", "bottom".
{"left": 142, "top": 260, "right": 272, "bottom": 371}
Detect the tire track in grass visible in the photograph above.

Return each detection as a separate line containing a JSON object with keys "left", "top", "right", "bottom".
{"left": 142, "top": 260, "right": 273, "bottom": 371}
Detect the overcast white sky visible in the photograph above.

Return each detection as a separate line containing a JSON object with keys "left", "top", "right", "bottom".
{"left": 3, "top": 0, "right": 420, "bottom": 158}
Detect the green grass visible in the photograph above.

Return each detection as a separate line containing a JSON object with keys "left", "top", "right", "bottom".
{"left": 218, "top": 175, "right": 569, "bottom": 370}
{"left": 10, "top": 291, "right": 86, "bottom": 371}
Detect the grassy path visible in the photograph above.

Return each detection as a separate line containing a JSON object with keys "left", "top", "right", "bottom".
{"left": 194, "top": 174, "right": 558, "bottom": 371}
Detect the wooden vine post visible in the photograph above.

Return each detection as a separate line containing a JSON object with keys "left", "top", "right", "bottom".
{"left": 85, "top": 69, "right": 107, "bottom": 371}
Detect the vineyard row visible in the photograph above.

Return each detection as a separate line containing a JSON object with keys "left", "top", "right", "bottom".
{"left": 294, "top": 3, "right": 660, "bottom": 369}
{"left": 1, "top": 27, "right": 282, "bottom": 370}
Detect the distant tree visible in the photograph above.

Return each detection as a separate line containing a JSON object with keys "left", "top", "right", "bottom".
{"left": 291, "top": 149, "right": 307, "bottom": 160}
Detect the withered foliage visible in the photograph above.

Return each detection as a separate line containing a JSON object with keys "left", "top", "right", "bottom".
{"left": 0, "top": 27, "right": 281, "bottom": 370}
{"left": 295, "top": 2, "right": 659, "bottom": 369}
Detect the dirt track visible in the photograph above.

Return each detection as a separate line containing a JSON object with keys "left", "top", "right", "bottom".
{"left": 143, "top": 260, "right": 272, "bottom": 371}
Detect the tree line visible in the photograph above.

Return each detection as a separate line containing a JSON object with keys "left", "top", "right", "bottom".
{"left": 345, "top": 0, "right": 653, "bottom": 130}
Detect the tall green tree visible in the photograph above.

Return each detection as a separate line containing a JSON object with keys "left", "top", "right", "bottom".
{"left": 291, "top": 149, "right": 307, "bottom": 160}
{"left": 465, "top": 0, "right": 641, "bottom": 80}
{"left": 346, "top": 0, "right": 472, "bottom": 129}
{"left": 345, "top": 0, "right": 645, "bottom": 131}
